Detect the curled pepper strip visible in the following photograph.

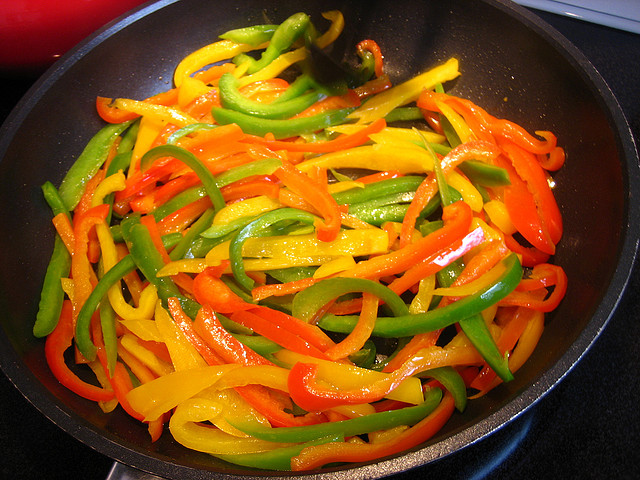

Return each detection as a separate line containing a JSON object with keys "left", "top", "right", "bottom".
{"left": 290, "top": 390, "right": 454, "bottom": 471}
{"left": 499, "top": 263, "right": 568, "bottom": 312}
{"left": 45, "top": 300, "right": 115, "bottom": 402}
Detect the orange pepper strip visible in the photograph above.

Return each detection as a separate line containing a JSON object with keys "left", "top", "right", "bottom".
{"left": 417, "top": 90, "right": 557, "bottom": 155}
{"left": 324, "top": 293, "right": 378, "bottom": 361}
{"left": 358, "top": 169, "right": 404, "bottom": 184}
{"left": 44, "top": 301, "right": 115, "bottom": 402}
{"left": 341, "top": 200, "right": 473, "bottom": 280}
{"left": 71, "top": 204, "right": 110, "bottom": 322}
{"left": 192, "top": 265, "right": 254, "bottom": 314}
{"left": 242, "top": 118, "right": 387, "bottom": 153}
{"left": 353, "top": 74, "right": 392, "bottom": 99}
{"left": 252, "top": 276, "right": 320, "bottom": 302}
{"left": 52, "top": 212, "right": 75, "bottom": 254}
{"left": 220, "top": 176, "right": 281, "bottom": 202}
{"left": 504, "top": 232, "right": 550, "bottom": 267}
{"left": 230, "top": 309, "right": 330, "bottom": 360}
{"left": 273, "top": 160, "right": 341, "bottom": 242}
{"left": 96, "top": 89, "right": 179, "bottom": 124}
{"left": 290, "top": 391, "right": 455, "bottom": 471}
{"left": 156, "top": 197, "right": 212, "bottom": 235}
{"left": 400, "top": 140, "right": 501, "bottom": 247}
{"left": 193, "top": 304, "right": 273, "bottom": 367}
{"left": 167, "top": 297, "right": 227, "bottom": 366}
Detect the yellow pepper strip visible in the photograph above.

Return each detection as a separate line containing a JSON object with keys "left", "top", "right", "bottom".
{"left": 326, "top": 181, "right": 365, "bottom": 194}
{"left": 274, "top": 350, "right": 424, "bottom": 405}
{"left": 173, "top": 39, "right": 259, "bottom": 88}
{"left": 209, "top": 365, "right": 291, "bottom": 392}
{"left": 119, "top": 318, "right": 163, "bottom": 342}
{"left": 130, "top": 116, "right": 164, "bottom": 176}
{"left": 434, "top": 98, "right": 474, "bottom": 143}
{"left": 409, "top": 274, "right": 436, "bottom": 314}
{"left": 197, "top": 387, "right": 271, "bottom": 437}
{"left": 169, "top": 397, "right": 294, "bottom": 454}
{"left": 470, "top": 217, "right": 503, "bottom": 244}
{"left": 447, "top": 170, "right": 483, "bottom": 212}
{"left": 126, "top": 365, "right": 240, "bottom": 421}
{"left": 91, "top": 171, "right": 160, "bottom": 321}
{"left": 87, "top": 361, "right": 119, "bottom": 413}
{"left": 205, "top": 229, "right": 389, "bottom": 265}
{"left": 154, "top": 301, "right": 207, "bottom": 371}
{"left": 178, "top": 75, "right": 213, "bottom": 109}
{"left": 157, "top": 258, "right": 208, "bottom": 277}
{"left": 119, "top": 333, "right": 174, "bottom": 377}
{"left": 313, "top": 256, "right": 356, "bottom": 279}
{"left": 330, "top": 403, "right": 377, "bottom": 418}
{"left": 296, "top": 144, "right": 435, "bottom": 174}
{"left": 367, "top": 126, "right": 446, "bottom": 146}
{"left": 348, "top": 58, "right": 461, "bottom": 123}
{"left": 212, "top": 195, "right": 282, "bottom": 226}
{"left": 483, "top": 199, "right": 517, "bottom": 235}
{"left": 430, "top": 258, "right": 507, "bottom": 297}
{"left": 242, "top": 256, "right": 336, "bottom": 272}
{"left": 112, "top": 98, "right": 199, "bottom": 127}
{"left": 236, "top": 10, "right": 344, "bottom": 87}
{"left": 60, "top": 278, "right": 74, "bottom": 302}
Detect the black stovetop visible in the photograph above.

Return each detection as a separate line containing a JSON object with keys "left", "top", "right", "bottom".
{"left": 1, "top": 7, "right": 639, "bottom": 480}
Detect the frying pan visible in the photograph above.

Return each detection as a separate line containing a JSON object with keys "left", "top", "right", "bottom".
{"left": 0, "top": 0, "right": 638, "bottom": 478}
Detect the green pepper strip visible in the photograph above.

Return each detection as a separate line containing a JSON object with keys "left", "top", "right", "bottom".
{"left": 292, "top": 277, "right": 410, "bottom": 322}
{"left": 317, "top": 253, "right": 522, "bottom": 338}
{"left": 384, "top": 107, "right": 424, "bottom": 123}
{"left": 74, "top": 233, "right": 183, "bottom": 360}
{"left": 418, "top": 366, "right": 467, "bottom": 412}
{"left": 349, "top": 339, "right": 376, "bottom": 368}
{"left": 140, "top": 144, "right": 226, "bottom": 212}
{"left": 169, "top": 207, "right": 215, "bottom": 261}
{"left": 230, "top": 386, "right": 442, "bottom": 445}
{"left": 211, "top": 107, "right": 353, "bottom": 139}
{"left": 458, "top": 160, "right": 511, "bottom": 187}
{"left": 234, "top": 12, "right": 310, "bottom": 74}
{"left": 58, "top": 120, "right": 132, "bottom": 210}
{"left": 167, "top": 123, "right": 217, "bottom": 145}
{"left": 219, "top": 24, "right": 278, "bottom": 46}
{"left": 120, "top": 214, "right": 200, "bottom": 318}
{"left": 332, "top": 176, "right": 424, "bottom": 205}
{"left": 218, "top": 72, "right": 325, "bottom": 119}
{"left": 34, "top": 182, "right": 74, "bottom": 337}
{"left": 214, "top": 434, "right": 343, "bottom": 471}
{"left": 99, "top": 298, "right": 119, "bottom": 376}
{"left": 348, "top": 203, "right": 410, "bottom": 226}
{"left": 230, "top": 208, "right": 318, "bottom": 291}
{"left": 272, "top": 73, "right": 315, "bottom": 103}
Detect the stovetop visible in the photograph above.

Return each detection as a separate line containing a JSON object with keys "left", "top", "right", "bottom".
{"left": 1, "top": 6, "right": 639, "bottom": 480}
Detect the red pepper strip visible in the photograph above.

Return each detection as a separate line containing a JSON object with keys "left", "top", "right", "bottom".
{"left": 417, "top": 90, "right": 557, "bottom": 155}
{"left": 184, "top": 88, "right": 221, "bottom": 121}
{"left": 44, "top": 301, "right": 115, "bottom": 402}
{"left": 294, "top": 91, "right": 361, "bottom": 118}
{"left": 167, "top": 297, "right": 228, "bottom": 366}
{"left": 324, "top": 293, "right": 378, "bottom": 361}
{"left": 342, "top": 201, "right": 473, "bottom": 281}
{"left": 273, "top": 160, "right": 341, "bottom": 242}
{"left": 71, "top": 204, "right": 109, "bottom": 322}
{"left": 499, "top": 263, "right": 567, "bottom": 312}
{"left": 242, "top": 118, "right": 387, "bottom": 153}
{"left": 252, "top": 276, "right": 320, "bottom": 301}
{"left": 239, "top": 78, "right": 290, "bottom": 102}
{"left": 192, "top": 266, "right": 254, "bottom": 314}
{"left": 130, "top": 172, "right": 201, "bottom": 214}
{"left": 353, "top": 74, "right": 392, "bottom": 99}
{"left": 470, "top": 306, "right": 535, "bottom": 391}
{"left": 358, "top": 170, "right": 404, "bottom": 184}
{"left": 193, "top": 304, "right": 273, "bottom": 366}
{"left": 500, "top": 141, "right": 562, "bottom": 244}
{"left": 157, "top": 197, "right": 212, "bottom": 235}
{"left": 503, "top": 233, "right": 550, "bottom": 267}
{"left": 496, "top": 155, "right": 556, "bottom": 255}
{"left": 230, "top": 309, "right": 330, "bottom": 359}
{"left": 115, "top": 158, "right": 178, "bottom": 203}
{"left": 247, "top": 305, "right": 335, "bottom": 351}
{"left": 538, "top": 145, "right": 566, "bottom": 171}
{"left": 400, "top": 140, "right": 501, "bottom": 247}
{"left": 330, "top": 227, "right": 485, "bottom": 316}
{"left": 220, "top": 176, "right": 281, "bottom": 202}
{"left": 357, "top": 39, "right": 384, "bottom": 77}
{"left": 96, "top": 89, "right": 179, "bottom": 124}
{"left": 290, "top": 391, "right": 455, "bottom": 471}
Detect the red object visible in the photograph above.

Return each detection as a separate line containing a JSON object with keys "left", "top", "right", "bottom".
{"left": 0, "top": 0, "right": 148, "bottom": 71}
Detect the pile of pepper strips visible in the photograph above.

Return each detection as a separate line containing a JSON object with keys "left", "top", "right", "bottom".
{"left": 34, "top": 11, "right": 567, "bottom": 472}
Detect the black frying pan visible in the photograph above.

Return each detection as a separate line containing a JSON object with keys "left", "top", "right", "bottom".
{"left": 1, "top": 0, "right": 638, "bottom": 479}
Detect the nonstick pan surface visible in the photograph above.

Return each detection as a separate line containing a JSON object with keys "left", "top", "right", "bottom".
{"left": 1, "top": 0, "right": 638, "bottom": 478}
